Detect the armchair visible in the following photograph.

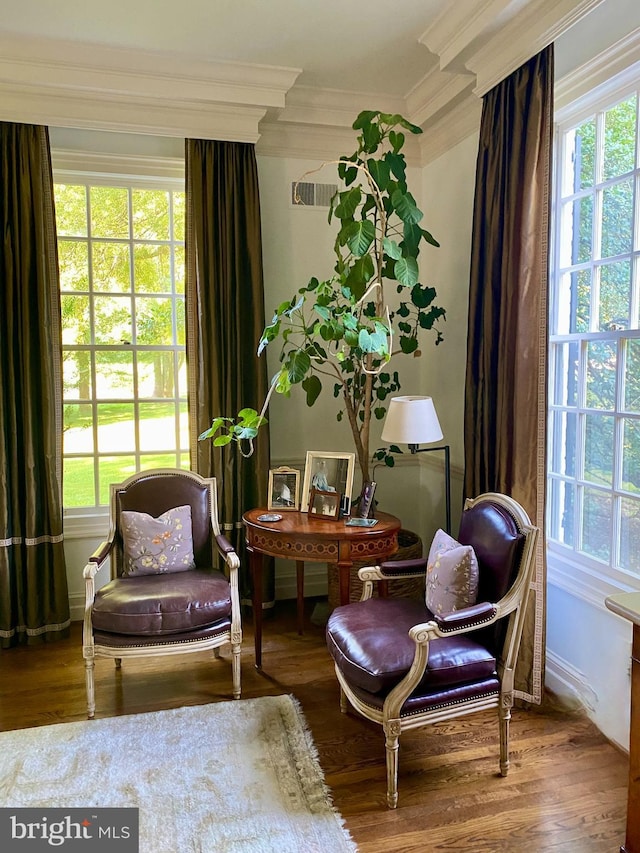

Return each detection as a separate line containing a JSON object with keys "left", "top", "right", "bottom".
{"left": 82, "top": 468, "right": 242, "bottom": 718}
{"left": 326, "top": 492, "right": 538, "bottom": 808}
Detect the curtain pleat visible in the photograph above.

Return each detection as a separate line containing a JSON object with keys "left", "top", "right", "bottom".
{"left": 464, "top": 46, "right": 554, "bottom": 703}
{"left": 185, "top": 139, "right": 271, "bottom": 605}
{"left": 0, "top": 122, "right": 70, "bottom": 647}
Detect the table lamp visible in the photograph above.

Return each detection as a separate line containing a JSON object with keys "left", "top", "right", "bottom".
{"left": 381, "top": 395, "right": 451, "bottom": 534}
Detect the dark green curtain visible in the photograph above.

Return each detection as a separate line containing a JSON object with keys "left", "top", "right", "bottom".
{"left": 464, "top": 46, "right": 554, "bottom": 703}
{"left": 185, "top": 139, "right": 272, "bottom": 605}
{"left": 0, "top": 122, "right": 70, "bottom": 648}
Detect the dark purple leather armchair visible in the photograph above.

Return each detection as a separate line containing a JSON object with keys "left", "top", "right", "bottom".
{"left": 326, "top": 492, "right": 538, "bottom": 808}
{"left": 82, "top": 468, "right": 242, "bottom": 718}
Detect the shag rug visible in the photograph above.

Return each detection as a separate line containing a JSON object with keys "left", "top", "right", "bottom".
{"left": 0, "top": 694, "right": 357, "bottom": 852}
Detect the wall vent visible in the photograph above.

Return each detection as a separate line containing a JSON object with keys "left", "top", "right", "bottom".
{"left": 291, "top": 181, "right": 337, "bottom": 208}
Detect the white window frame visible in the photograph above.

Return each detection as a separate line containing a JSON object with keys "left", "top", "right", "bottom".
{"left": 53, "top": 150, "right": 187, "bottom": 524}
{"left": 548, "top": 60, "right": 640, "bottom": 602}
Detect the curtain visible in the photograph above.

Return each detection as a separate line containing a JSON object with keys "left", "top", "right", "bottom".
{"left": 185, "top": 139, "right": 272, "bottom": 605}
{"left": 0, "top": 122, "right": 70, "bottom": 648}
{"left": 463, "top": 46, "right": 553, "bottom": 703}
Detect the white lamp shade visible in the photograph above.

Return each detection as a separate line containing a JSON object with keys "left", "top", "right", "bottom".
{"left": 381, "top": 396, "right": 443, "bottom": 445}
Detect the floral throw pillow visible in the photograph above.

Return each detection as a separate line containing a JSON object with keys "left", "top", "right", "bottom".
{"left": 121, "top": 505, "right": 196, "bottom": 576}
{"left": 425, "top": 528, "right": 479, "bottom": 616}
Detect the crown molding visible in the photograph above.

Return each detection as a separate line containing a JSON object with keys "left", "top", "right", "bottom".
{"left": 555, "top": 26, "right": 640, "bottom": 116}
{"left": 466, "top": 0, "right": 605, "bottom": 97}
{"left": 0, "top": 31, "right": 300, "bottom": 141}
{"left": 406, "top": 65, "right": 476, "bottom": 127}
{"left": 418, "top": 91, "right": 482, "bottom": 166}
{"left": 419, "top": 0, "right": 515, "bottom": 72}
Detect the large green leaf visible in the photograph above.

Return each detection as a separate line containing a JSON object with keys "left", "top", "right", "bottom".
{"left": 367, "top": 158, "right": 390, "bottom": 192}
{"left": 391, "top": 189, "right": 423, "bottom": 225}
{"left": 383, "top": 238, "right": 402, "bottom": 260}
{"left": 335, "top": 186, "right": 362, "bottom": 219}
{"left": 352, "top": 110, "right": 379, "bottom": 129}
{"left": 386, "top": 152, "right": 407, "bottom": 184}
{"left": 302, "top": 374, "right": 322, "bottom": 406}
{"left": 345, "top": 219, "right": 375, "bottom": 256}
{"left": 395, "top": 256, "right": 419, "bottom": 287}
{"left": 287, "top": 350, "right": 311, "bottom": 384}
{"left": 411, "top": 283, "right": 436, "bottom": 308}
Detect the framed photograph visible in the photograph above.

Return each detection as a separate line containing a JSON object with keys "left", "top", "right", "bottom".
{"left": 301, "top": 450, "right": 356, "bottom": 512}
{"left": 308, "top": 488, "right": 341, "bottom": 520}
{"left": 358, "top": 480, "right": 377, "bottom": 519}
{"left": 267, "top": 466, "right": 300, "bottom": 511}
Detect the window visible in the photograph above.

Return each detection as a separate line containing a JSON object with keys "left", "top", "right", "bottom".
{"left": 549, "top": 80, "right": 640, "bottom": 580}
{"left": 55, "top": 176, "right": 188, "bottom": 510}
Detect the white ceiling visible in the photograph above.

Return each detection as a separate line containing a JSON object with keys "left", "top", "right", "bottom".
{"left": 0, "top": 0, "right": 619, "bottom": 161}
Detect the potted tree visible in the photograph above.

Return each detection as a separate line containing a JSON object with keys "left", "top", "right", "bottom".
{"left": 200, "top": 110, "right": 445, "bottom": 486}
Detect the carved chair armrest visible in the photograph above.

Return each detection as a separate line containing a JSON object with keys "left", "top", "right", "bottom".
{"left": 215, "top": 533, "right": 240, "bottom": 572}
{"left": 357, "top": 557, "right": 427, "bottom": 583}
{"left": 83, "top": 541, "right": 113, "bottom": 580}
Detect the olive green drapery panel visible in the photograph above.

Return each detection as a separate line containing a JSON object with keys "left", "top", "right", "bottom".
{"left": 464, "top": 46, "right": 553, "bottom": 704}
{"left": 0, "top": 122, "right": 70, "bottom": 648}
{"left": 185, "top": 139, "right": 271, "bottom": 605}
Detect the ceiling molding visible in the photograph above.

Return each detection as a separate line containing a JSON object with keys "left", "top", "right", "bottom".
{"left": 418, "top": 92, "right": 482, "bottom": 166}
{"left": 0, "top": 82, "right": 265, "bottom": 142}
{"left": 406, "top": 66, "right": 475, "bottom": 127}
{"left": 52, "top": 149, "right": 185, "bottom": 181}
{"left": 466, "top": 0, "right": 606, "bottom": 97}
{"left": 419, "top": 0, "right": 514, "bottom": 72}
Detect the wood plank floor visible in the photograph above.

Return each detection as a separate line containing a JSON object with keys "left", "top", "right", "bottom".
{"left": 0, "top": 598, "right": 629, "bottom": 852}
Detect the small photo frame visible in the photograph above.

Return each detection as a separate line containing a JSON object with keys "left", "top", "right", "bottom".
{"left": 267, "top": 466, "right": 300, "bottom": 511}
{"left": 301, "top": 450, "right": 356, "bottom": 512}
{"left": 358, "top": 480, "right": 377, "bottom": 519}
{"left": 308, "top": 488, "right": 341, "bottom": 520}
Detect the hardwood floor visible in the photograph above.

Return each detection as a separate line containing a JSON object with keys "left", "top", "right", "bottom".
{"left": 0, "top": 598, "right": 629, "bottom": 852}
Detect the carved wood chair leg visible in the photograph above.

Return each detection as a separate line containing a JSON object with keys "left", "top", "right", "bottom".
{"left": 384, "top": 723, "right": 401, "bottom": 809}
{"left": 85, "top": 658, "right": 96, "bottom": 719}
{"left": 231, "top": 642, "right": 241, "bottom": 699}
{"left": 114, "top": 658, "right": 122, "bottom": 669}
{"left": 499, "top": 698, "right": 512, "bottom": 777}
{"left": 339, "top": 686, "right": 348, "bottom": 714}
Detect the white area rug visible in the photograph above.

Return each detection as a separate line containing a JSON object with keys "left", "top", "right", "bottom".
{"left": 0, "top": 695, "right": 357, "bottom": 852}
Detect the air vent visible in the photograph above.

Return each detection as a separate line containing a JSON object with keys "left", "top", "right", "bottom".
{"left": 291, "top": 181, "right": 337, "bottom": 208}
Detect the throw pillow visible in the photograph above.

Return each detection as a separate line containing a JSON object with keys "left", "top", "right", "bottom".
{"left": 425, "top": 528, "right": 479, "bottom": 616}
{"left": 121, "top": 504, "right": 196, "bottom": 576}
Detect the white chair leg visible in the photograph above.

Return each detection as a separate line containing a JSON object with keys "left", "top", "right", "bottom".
{"left": 384, "top": 721, "right": 401, "bottom": 809}
{"left": 339, "top": 686, "right": 348, "bottom": 714}
{"left": 85, "top": 657, "right": 96, "bottom": 719}
{"left": 499, "top": 697, "right": 512, "bottom": 776}
{"left": 231, "top": 641, "right": 241, "bottom": 699}
{"left": 213, "top": 647, "right": 221, "bottom": 659}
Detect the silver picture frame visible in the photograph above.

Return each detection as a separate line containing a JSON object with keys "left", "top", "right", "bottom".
{"left": 300, "top": 450, "right": 355, "bottom": 513}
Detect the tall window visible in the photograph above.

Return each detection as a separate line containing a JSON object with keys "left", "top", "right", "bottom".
{"left": 549, "top": 80, "right": 640, "bottom": 580}
{"left": 55, "top": 178, "right": 188, "bottom": 509}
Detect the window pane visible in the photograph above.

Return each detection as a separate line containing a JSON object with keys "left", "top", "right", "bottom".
{"left": 138, "top": 402, "right": 178, "bottom": 451}
{"left": 554, "top": 269, "right": 591, "bottom": 334}
{"left": 174, "top": 246, "right": 185, "bottom": 294}
{"left": 173, "top": 192, "right": 185, "bottom": 241}
{"left": 574, "top": 118, "right": 596, "bottom": 191}
{"left": 624, "top": 340, "right": 640, "bottom": 412}
{"left": 623, "top": 420, "right": 640, "bottom": 493}
{"left": 93, "top": 296, "right": 133, "bottom": 344}
{"left": 95, "top": 351, "right": 134, "bottom": 398}
{"left": 133, "top": 244, "right": 171, "bottom": 293}
{"left": 92, "top": 242, "right": 131, "bottom": 292}
{"left": 90, "top": 186, "right": 129, "bottom": 239}
{"left": 137, "top": 352, "right": 175, "bottom": 398}
{"left": 135, "top": 297, "right": 174, "bottom": 345}
{"left": 132, "top": 189, "right": 169, "bottom": 240}
{"left": 551, "top": 341, "right": 579, "bottom": 406}
{"left": 61, "top": 295, "right": 91, "bottom": 345}
{"left": 98, "top": 456, "right": 137, "bottom": 505}
{"left": 549, "top": 478, "right": 574, "bottom": 546}
{"left": 598, "top": 260, "right": 631, "bottom": 331}
{"left": 549, "top": 410, "right": 577, "bottom": 476}
{"left": 63, "top": 457, "right": 96, "bottom": 508}
{"left": 560, "top": 196, "right": 592, "bottom": 266}
{"left": 601, "top": 178, "right": 633, "bottom": 258}
{"left": 603, "top": 97, "right": 637, "bottom": 181}
{"left": 63, "top": 353, "right": 93, "bottom": 399}
{"left": 179, "top": 402, "right": 188, "bottom": 448}
{"left": 63, "top": 403, "right": 94, "bottom": 453}
{"left": 96, "top": 403, "right": 135, "bottom": 452}
{"left": 582, "top": 488, "right": 611, "bottom": 562}
{"left": 585, "top": 413, "right": 614, "bottom": 486}
{"left": 586, "top": 340, "right": 616, "bottom": 409}
{"left": 55, "top": 185, "right": 88, "bottom": 237}
{"left": 620, "top": 496, "right": 640, "bottom": 573}
{"left": 58, "top": 241, "right": 89, "bottom": 291}
{"left": 177, "top": 356, "right": 187, "bottom": 396}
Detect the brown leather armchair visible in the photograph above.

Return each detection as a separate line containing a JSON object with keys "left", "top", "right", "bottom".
{"left": 82, "top": 468, "right": 242, "bottom": 718}
{"left": 326, "top": 492, "right": 539, "bottom": 808}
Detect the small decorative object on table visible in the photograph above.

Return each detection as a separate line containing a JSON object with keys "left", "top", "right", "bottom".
{"left": 358, "top": 480, "right": 377, "bottom": 518}
{"left": 301, "top": 451, "right": 355, "bottom": 512}
{"left": 267, "top": 466, "right": 300, "bottom": 511}
{"left": 308, "top": 488, "right": 341, "bottom": 520}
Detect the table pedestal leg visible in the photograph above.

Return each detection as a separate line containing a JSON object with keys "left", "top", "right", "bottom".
{"left": 248, "top": 545, "right": 263, "bottom": 669}
{"left": 296, "top": 560, "right": 304, "bottom": 635}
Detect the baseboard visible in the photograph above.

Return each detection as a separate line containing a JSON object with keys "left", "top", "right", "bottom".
{"left": 544, "top": 649, "right": 598, "bottom": 713}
